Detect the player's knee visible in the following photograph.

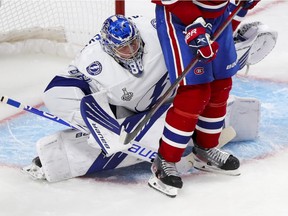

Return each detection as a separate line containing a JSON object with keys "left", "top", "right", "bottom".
{"left": 173, "top": 83, "right": 211, "bottom": 115}
{"left": 210, "top": 78, "right": 232, "bottom": 103}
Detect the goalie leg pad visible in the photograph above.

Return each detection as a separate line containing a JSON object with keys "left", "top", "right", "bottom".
{"left": 37, "top": 129, "right": 103, "bottom": 182}
{"left": 225, "top": 95, "right": 260, "bottom": 142}
{"left": 36, "top": 129, "right": 151, "bottom": 182}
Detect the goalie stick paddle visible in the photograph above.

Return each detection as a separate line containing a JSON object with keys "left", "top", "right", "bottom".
{"left": 121, "top": 3, "right": 245, "bottom": 145}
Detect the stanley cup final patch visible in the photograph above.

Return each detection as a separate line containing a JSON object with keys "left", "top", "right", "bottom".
{"left": 86, "top": 61, "right": 102, "bottom": 76}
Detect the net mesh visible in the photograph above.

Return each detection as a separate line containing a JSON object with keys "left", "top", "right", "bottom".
{"left": 0, "top": 0, "right": 116, "bottom": 45}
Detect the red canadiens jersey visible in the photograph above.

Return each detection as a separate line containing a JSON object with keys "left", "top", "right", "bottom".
{"left": 151, "top": 0, "right": 230, "bottom": 25}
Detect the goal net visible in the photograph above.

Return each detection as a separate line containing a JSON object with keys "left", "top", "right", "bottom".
{"left": 0, "top": 0, "right": 124, "bottom": 56}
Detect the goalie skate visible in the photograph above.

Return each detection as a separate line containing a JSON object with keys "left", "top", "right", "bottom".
{"left": 21, "top": 157, "right": 46, "bottom": 180}
{"left": 148, "top": 175, "right": 178, "bottom": 198}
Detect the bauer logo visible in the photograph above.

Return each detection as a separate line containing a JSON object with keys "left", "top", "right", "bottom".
{"left": 86, "top": 61, "right": 102, "bottom": 76}
{"left": 128, "top": 144, "right": 157, "bottom": 161}
{"left": 194, "top": 67, "right": 204, "bottom": 75}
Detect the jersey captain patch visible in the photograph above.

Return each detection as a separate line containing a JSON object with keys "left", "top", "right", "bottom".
{"left": 86, "top": 61, "right": 102, "bottom": 76}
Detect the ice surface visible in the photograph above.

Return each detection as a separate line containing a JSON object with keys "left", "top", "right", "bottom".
{"left": 1, "top": 1, "right": 288, "bottom": 216}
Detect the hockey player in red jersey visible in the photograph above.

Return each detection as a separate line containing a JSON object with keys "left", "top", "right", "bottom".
{"left": 149, "top": 0, "right": 260, "bottom": 196}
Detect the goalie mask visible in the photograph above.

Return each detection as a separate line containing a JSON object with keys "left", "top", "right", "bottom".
{"left": 100, "top": 15, "right": 144, "bottom": 77}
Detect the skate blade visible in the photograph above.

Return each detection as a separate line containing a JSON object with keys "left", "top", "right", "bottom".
{"left": 21, "top": 164, "right": 46, "bottom": 180}
{"left": 193, "top": 161, "right": 241, "bottom": 176}
{"left": 148, "top": 176, "right": 178, "bottom": 198}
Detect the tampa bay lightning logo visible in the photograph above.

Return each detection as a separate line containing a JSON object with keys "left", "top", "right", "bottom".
{"left": 86, "top": 61, "right": 102, "bottom": 76}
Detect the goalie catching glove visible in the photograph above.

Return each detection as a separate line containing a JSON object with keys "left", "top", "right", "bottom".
{"left": 184, "top": 17, "right": 219, "bottom": 62}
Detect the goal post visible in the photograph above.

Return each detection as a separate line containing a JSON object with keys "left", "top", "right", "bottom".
{"left": 115, "top": 0, "right": 125, "bottom": 15}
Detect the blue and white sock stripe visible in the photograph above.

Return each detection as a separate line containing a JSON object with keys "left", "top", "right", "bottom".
{"left": 196, "top": 115, "right": 225, "bottom": 134}
{"left": 162, "top": 122, "right": 193, "bottom": 149}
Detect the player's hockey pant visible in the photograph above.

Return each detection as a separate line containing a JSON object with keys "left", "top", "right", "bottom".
{"left": 159, "top": 78, "right": 232, "bottom": 162}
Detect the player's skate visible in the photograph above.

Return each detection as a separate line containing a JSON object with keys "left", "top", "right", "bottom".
{"left": 192, "top": 146, "right": 240, "bottom": 176}
{"left": 22, "top": 156, "right": 46, "bottom": 180}
{"left": 148, "top": 154, "right": 183, "bottom": 198}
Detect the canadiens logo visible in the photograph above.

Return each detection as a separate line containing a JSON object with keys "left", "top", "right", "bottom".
{"left": 86, "top": 61, "right": 102, "bottom": 76}
{"left": 194, "top": 67, "right": 204, "bottom": 75}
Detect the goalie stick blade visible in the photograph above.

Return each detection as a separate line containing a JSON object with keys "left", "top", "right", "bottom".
{"left": 148, "top": 176, "right": 179, "bottom": 198}
{"left": 176, "top": 152, "right": 195, "bottom": 173}
{"left": 217, "top": 126, "right": 237, "bottom": 148}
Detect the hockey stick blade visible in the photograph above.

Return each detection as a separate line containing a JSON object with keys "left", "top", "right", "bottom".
{"left": 217, "top": 126, "right": 237, "bottom": 148}
{"left": 121, "top": 3, "right": 244, "bottom": 145}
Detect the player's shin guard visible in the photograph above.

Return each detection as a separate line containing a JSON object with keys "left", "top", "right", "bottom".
{"left": 159, "top": 84, "right": 210, "bottom": 162}
{"left": 195, "top": 78, "right": 232, "bottom": 148}
{"left": 158, "top": 107, "right": 197, "bottom": 162}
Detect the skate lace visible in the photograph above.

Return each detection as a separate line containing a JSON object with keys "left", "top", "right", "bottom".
{"left": 161, "top": 160, "right": 179, "bottom": 177}
{"left": 207, "top": 148, "right": 230, "bottom": 164}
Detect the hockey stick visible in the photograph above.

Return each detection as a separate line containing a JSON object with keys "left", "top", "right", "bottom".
{"left": 0, "top": 95, "right": 160, "bottom": 162}
{"left": 0, "top": 95, "right": 87, "bottom": 132}
{"left": 121, "top": 3, "right": 245, "bottom": 144}
{"left": 1, "top": 95, "right": 234, "bottom": 164}
{"left": 0, "top": 97, "right": 194, "bottom": 172}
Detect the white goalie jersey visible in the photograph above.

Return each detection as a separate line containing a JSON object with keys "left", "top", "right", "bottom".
{"left": 59, "top": 16, "right": 168, "bottom": 108}
{"left": 43, "top": 16, "right": 171, "bottom": 129}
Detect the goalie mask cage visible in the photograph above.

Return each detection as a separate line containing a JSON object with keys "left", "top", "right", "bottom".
{"left": 0, "top": 0, "right": 125, "bottom": 46}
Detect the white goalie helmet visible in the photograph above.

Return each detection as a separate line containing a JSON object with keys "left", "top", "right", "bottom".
{"left": 100, "top": 14, "right": 144, "bottom": 77}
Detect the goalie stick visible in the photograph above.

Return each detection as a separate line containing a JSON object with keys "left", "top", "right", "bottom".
{"left": 1, "top": 95, "right": 235, "bottom": 159}
{"left": 120, "top": 3, "right": 245, "bottom": 145}
{"left": 0, "top": 95, "right": 156, "bottom": 161}
{"left": 0, "top": 95, "right": 87, "bottom": 132}
{"left": 0, "top": 96, "right": 195, "bottom": 176}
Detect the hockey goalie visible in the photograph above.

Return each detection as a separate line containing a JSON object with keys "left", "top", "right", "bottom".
{"left": 22, "top": 14, "right": 277, "bottom": 187}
